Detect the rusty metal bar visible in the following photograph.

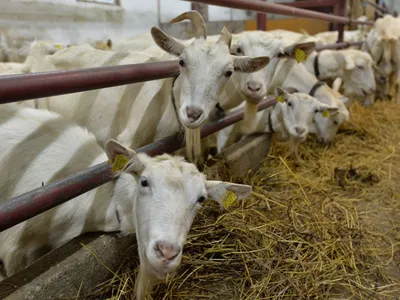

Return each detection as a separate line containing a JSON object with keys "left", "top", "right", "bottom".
{"left": 256, "top": 0, "right": 267, "bottom": 30}
{"left": 184, "top": 0, "right": 373, "bottom": 25}
{"left": 0, "top": 97, "right": 276, "bottom": 232}
{"left": 316, "top": 41, "right": 364, "bottom": 51}
{"left": 0, "top": 60, "right": 180, "bottom": 104}
{"left": 367, "top": 0, "right": 389, "bottom": 13}
{"left": 336, "top": 0, "right": 347, "bottom": 43}
{"left": 276, "top": 0, "right": 336, "bottom": 9}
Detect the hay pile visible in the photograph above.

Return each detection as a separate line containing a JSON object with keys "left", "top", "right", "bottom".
{"left": 88, "top": 101, "right": 400, "bottom": 299}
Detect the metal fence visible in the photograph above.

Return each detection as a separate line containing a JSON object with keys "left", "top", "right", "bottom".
{"left": 0, "top": 0, "right": 372, "bottom": 232}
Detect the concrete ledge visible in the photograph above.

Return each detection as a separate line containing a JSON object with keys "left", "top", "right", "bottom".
{"left": 209, "top": 133, "right": 272, "bottom": 178}
{"left": 2, "top": 234, "right": 136, "bottom": 300}
{"left": 0, "top": 134, "right": 271, "bottom": 299}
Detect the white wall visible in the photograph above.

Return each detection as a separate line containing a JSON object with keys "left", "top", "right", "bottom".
{"left": 0, "top": 0, "right": 295, "bottom": 49}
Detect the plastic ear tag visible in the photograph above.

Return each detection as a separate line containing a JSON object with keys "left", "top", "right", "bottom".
{"left": 277, "top": 95, "right": 285, "bottom": 103}
{"left": 222, "top": 190, "right": 237, "bottom": 209}
{"left": 322, "top": 110, "right": 331, "bottom": 118}
{"left": 111, "top": 154, "right": 130, "bottom": 172}
{"left": 294, "top": 48, "right": 307, "bottom": 63}
{"left": 54, "top": 44, "right": 63, "bottom": 50}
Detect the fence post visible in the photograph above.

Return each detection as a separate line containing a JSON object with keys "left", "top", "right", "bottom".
{"left": 256, "top": 0, "right": 267, "bottom": 30}
{"left": 336, "top": 0, "right": 347, "bottom": 42}
{"left": 191, "top": 2, "right": 209, "bottom": 20}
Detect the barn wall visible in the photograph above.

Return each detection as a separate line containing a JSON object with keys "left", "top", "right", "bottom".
{"left": 0, "top": 0, "right": 297, "bottom": 48}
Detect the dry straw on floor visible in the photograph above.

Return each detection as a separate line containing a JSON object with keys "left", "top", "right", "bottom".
{"left": 87, "top": 101, "right": 400, "bottom": 300}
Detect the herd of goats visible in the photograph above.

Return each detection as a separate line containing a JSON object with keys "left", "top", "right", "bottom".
{"left": 0, "top": 10, "right": 398, "bottom": 299}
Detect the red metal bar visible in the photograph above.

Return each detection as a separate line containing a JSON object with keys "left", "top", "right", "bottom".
{"left": 336, "top": 0, "right": 347, "bottom": 43}
{"left": 316, "top": 41, "right": 364, "bottom": 50}
{"left": 0, "top": 97, "right": 276, "bottom": 232}
{"left": 183, "top": 0, "right": 373, "bottom": 25}
{"left": 256, "top": 0, "right": 267, "bottom": 30}
{"left": 276, "top": 0, "right": 336, "bottom": 9}
{"left": 0, "top": 60, "right": 180, "bottom": 104}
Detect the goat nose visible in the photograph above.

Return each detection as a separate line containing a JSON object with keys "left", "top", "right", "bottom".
{"left": 155, "top": 241, "right": 181, "bottom": 262}
{"left": 185, "top": 106, "right": 203, "bottom": 121}
{"left": 247, "top": 81, "right": 262, "bottom": 92}
{"left": 295, "top": 127, "right": 306, "bottom": 135}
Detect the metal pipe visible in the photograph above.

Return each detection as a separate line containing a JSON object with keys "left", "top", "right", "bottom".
{"left": 276, "top": 0, "right": 336, "bottom": 9}
{"left": 256, "top": 0, "right": 267, "bottom": 31}
{"left": 0, "top": 60, "right": 180, "bottom": 104}
{"left": 316, "top": 41, "right": 364, "bottom": 51}
{"left": 367, "top": 0, "right": 389, "bottom": 13}
{"left": 336, "top": 0, "right": 347, "bottom": 43}
{"left": 0, "top": 97, "right": 276, "bottom": 232}
{"left": 183, "top": 0, "right": 374, "bottom": 25}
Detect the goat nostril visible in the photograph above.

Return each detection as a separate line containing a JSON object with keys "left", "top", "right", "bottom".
{"left": 295, "top": 127, "right": 305, "bottom": 135}
{"left": 185, "top": 106, "right": 203, "bottom": 121}
{"left": 155, "top": 241, "right": 181, "bottom": 262}
{"left": 247, "top": 81, "right": 262, "bottom": 93}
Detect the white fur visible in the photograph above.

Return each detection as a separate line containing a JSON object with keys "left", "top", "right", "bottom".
{"left": 218, "top": 31, "right": 350, "bottom": 144}
{"left": 303, "top": 49, "right": 376, "bottom": 104}
{"left": 19, "top": 15, "right": 269, "bottom": 164}
{"left": 217, "top": 89, "right": 338, "bottom": 152}
{"left": 314, "top": 16, "right": 370, "bottom": 45}
{"left": 0, "top": 104, "right": 252, "bottom": 300}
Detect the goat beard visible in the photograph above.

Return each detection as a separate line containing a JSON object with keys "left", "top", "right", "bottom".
{"left": 185, "top": 128, "right": 202, "bottom": 164}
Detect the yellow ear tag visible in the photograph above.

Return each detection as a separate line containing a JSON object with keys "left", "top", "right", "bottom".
{"left": 322, "top": 110, "right": 331, "bottom": 118}
{"left": 294, "top": 48, "right": 307, "bottom": 63}
{"left": 111, "top": 154, "right": 130, "bottom": 172}
{"left": 221, "top": 190, "right": 237, "bottom": 209}
{"left": 54, "top": 44, "right": 63, "bottom": 50}
{"left": 277, "top": 95, "right": 285, "bottom": 103}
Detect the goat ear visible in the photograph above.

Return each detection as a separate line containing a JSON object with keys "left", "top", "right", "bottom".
{"left": 205, "top": 180, "right": 252, "bottom": 209}
{"left": 151, "top": 27, "right": 185, "bottom": 56}
{"left": 317, "top": 104, "right": 339, "bottom": 116}
{"left": 274, "top": 86, "right": 290, "bottom": 102}
{"left": 344, "top": 55, "right": 356, "bottom": 70}
{"left": 104, "top": 139, "right": 144, "bottom": 175}
{"left": 282, "top": 41, "right": 316, "bottom": 61}
{"left": 232, "top": 56, "right": 270, "bottom": 73}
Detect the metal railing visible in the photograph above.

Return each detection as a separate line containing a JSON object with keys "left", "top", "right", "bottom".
{"left": 0, "top": 3, "right": 369, "bottom": 232}
{"left": 185, "top": 0, "right": 373, "bottom": 42}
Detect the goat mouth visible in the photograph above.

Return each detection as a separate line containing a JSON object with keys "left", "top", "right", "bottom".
{"left": 181, "top": 117, "right": 205, "bottom": 129}
{"left": 143, "top": 252, "right": 177, "bottom": 280}
{"left": 243, "top": 92, "right": 265, "bottom": 104}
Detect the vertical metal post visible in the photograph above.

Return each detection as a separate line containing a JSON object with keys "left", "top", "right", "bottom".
{"left": 191, "top": 3, "right": 209, "bottom": 20}
{"left": 256, "top": 0, "right": 267, "bottom": 30}
{"left": 336, "top": 0, "right": 347, "bottom": 42}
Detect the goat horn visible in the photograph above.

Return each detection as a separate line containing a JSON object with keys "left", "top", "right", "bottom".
{"left": 170, "top": 11, "right": 207, "bottom": 39}
{"left": 217, "top": 27, "right": 232, "bottom": 47}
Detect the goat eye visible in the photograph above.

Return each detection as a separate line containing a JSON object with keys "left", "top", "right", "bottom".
{"left": 197, "top": 196, "right": 206, "bottom": 204}
{"left": 357, "top": 65, "right": 364, "bottom": 69}
{"left": 179, "top": 59, "right": 185, "bottom": 67}
{"left": 237, "top": 47, "right": 242, "bottom": 54}
{"left": 333, "top": 121, "right": 338, "bottom": 125}
{"left": 140, "top": 178, "right": 149, "bottom": 187}
{"left": 314, "top": 109, "right": 319, "bottom": 113}
{"left": 224, "top": 70, "right": 233, "bottom": 78}
{"left": 287, "top": 102, "right": 292, "bottom": 107}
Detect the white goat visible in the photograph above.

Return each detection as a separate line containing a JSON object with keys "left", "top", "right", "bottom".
{"left": 314, "top": 16, "right": 370, "bottom": 45}
{"left": 217, "top": 31, "right": 350, "bottom": 144}
{"left": 217, "top": 87, "right": 339, "bottom": 158}
{"left": 363, "top": 15, "right": 397, "bottom": 100}
{"left": 0, "top": 104, "right": 252, "bottom": 300}
{"left": 23, "top": 11, "right": 269, "bottom": 164}
{"left": 303, "top": 49, "right": 376, "bottom": 106}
